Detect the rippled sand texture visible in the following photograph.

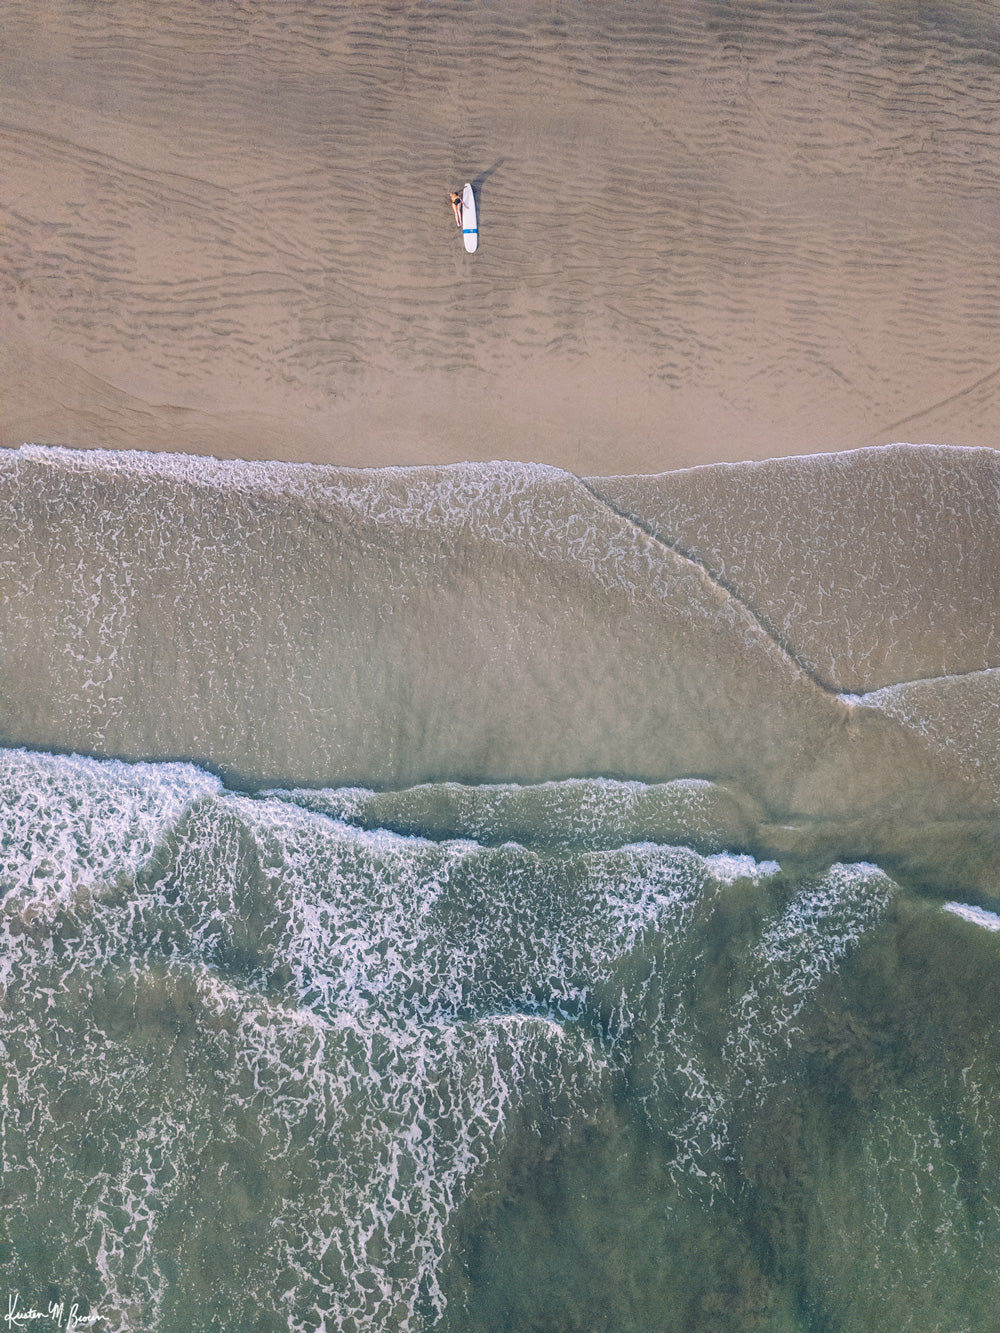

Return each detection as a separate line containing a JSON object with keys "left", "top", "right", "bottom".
{"left": 1, "top": 443, "right": 997, "bottom": 896}
{"left": 3, "top": 0, "right": 1000, "bottom": 470}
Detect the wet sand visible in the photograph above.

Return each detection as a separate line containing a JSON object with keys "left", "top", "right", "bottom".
{"left": 3, "top": 0, "right": 999, "bottom": 472}
{"left": 3, "top": 444, "right": 998, "bottom": 908}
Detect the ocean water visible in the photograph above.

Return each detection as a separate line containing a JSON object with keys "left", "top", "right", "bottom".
{"left": 2, "top": 445, "right": 999, "bottom": 1331}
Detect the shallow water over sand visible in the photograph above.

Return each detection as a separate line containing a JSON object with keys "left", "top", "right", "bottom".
{"left": 0, "top": 444, "right": 998, "bottom": 1330}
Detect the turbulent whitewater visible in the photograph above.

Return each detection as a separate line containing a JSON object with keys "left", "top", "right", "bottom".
{"left": 1, "top": 445, "right": 998, "bottom": 1332}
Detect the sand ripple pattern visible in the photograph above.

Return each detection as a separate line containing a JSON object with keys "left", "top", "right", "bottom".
{"left": 3, "top": 0, "right": 1000, "bottom": 464}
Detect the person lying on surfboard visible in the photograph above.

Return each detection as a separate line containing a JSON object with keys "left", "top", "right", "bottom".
{"left": 449, "top": 191, "right": 463, "bottom": 227}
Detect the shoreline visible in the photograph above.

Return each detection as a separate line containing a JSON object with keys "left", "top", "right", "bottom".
{"left": 8, "top": 435, "right": 996, "bottom": 480}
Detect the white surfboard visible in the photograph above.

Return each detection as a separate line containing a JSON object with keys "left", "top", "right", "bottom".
{"left": 461, "top": 182, "right": 478, "bottom": 252}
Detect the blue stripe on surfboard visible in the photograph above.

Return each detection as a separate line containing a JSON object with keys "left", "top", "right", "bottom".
{"left": 463, "top": 228, "right": 477, "bottom": 234}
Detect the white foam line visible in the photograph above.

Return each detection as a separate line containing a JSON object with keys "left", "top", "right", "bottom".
{"left": 942, "top": 901, "right": 1000, "bottom": 932}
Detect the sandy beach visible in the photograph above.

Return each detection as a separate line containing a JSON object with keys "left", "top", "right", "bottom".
{"left": 3, "top": 0, "right": 998, "bottom": 472}
{"left": 4, "top": 8, "right": 1000, "bottom": 1327}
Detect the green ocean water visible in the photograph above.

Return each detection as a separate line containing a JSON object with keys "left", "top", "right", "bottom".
{"left": 1, "top": 446, "right": 999, "bottom": 1331}
{"left": 2, "top": 754, "right": 999, "bottom": 1333}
